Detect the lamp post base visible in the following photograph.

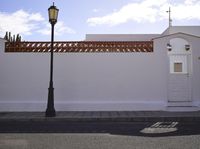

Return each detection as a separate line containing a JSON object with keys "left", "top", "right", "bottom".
{"left": 45, "top": 110, "right": 56, "bottom": 117}
{"left": 45, "top": 85, "right": 56, "bottom": 117}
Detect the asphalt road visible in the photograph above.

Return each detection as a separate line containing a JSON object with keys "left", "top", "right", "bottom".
{"left": 0, "top": 121, "right": 200, "bottom": 149}
{"left": 0, "top": 132, "right": 200, "bottom": 149}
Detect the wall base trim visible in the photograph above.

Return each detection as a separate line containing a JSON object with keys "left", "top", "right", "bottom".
{"left": 0, "top": 101, "right": 166, "bottom": 112}
{"left": 166, "top": 101, "right": 200, "bottom": 111}
{"left": 166, "top": 106, "right": 199, "bottom": 111}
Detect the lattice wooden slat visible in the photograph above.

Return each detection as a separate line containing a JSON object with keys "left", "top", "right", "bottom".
{"left": 5, "top": 41, "right": 153, "bottom": 53}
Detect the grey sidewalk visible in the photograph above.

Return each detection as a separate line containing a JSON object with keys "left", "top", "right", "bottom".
{"left": 1, "top": 111, "right": 200, "bottom": 122}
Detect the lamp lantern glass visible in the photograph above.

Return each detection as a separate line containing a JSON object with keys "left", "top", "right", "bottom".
{"left": 48, "top": 3, "right": 59, "bottom": 24}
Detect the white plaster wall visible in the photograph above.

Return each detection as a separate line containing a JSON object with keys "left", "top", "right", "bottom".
{"left": 0, "top": 42, "right": 49, "bottom": 111}
{"left": 190, "top": 37, "right": 200, "bottom": 106}
{"left": 168, "top": 38, "right": 191, "bottom": 74}
{"left": 85, "top": 34, "right": 160, "bottom": 41}
{"left": 0, "top": 40, "right": 167, "bottom": 111}
{"left": 154, "top": 33, "right": 200, "bottom": 109}
{"left": 162, "top": 26, "right": 200, "bottom": 37}
{"left": 169, "top": 26, "right": 200, "bottom": 37}
{"left": 169, "top": 38, "right": 190, "bottom": 54}
{"left": 172, "top": 35, "right": 200, "bottom": 106}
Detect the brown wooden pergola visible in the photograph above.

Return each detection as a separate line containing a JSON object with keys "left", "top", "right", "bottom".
{"left": 5, "top": 41, "right": 153, "bottom": 53}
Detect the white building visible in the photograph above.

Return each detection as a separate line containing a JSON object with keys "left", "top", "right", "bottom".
{"left": 0, "top": 26, "right": 200, "bottom": 111}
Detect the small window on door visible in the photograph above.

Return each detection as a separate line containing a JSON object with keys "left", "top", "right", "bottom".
{"left": 174, "top": 62, "right": 183, "bottom": 72}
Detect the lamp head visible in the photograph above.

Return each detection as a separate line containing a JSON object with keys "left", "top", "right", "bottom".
{"left": 48, "top": 2, "right": 59, "bottom": 25}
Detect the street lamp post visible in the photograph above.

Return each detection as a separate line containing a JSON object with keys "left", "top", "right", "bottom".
{"left": 45, "top": 2, "right": 59, "bottom": 117}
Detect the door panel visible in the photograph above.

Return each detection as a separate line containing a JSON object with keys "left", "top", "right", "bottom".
{"left": 168, "top": 74, "right": 191, "bottom": 102}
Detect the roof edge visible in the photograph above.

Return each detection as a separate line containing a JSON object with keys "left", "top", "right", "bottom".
{"left": 152, "top": 32, "right": 200, "bottom": 40}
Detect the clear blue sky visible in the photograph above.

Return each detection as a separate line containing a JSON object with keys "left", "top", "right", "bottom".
{"left": 0, "top": 0, "right": 200, "bottom": 41}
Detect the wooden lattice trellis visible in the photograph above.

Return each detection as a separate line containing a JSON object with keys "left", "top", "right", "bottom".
{"left": 5, "top": 41, "right": 153, "bottom": 53}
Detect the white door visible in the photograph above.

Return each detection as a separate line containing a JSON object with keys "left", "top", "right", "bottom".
{"left": 168, "top": 54, "right": 192, "bottom": 102}
{"left": 168, "top": 74, "right": 191, "bottom": 102}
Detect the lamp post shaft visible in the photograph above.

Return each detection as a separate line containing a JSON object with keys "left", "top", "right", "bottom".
{"left": 45, "top": 23, "right": 56, "bottom": 117}
{"left": 50, "top": 23, "right": 54, "bottom": 84}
